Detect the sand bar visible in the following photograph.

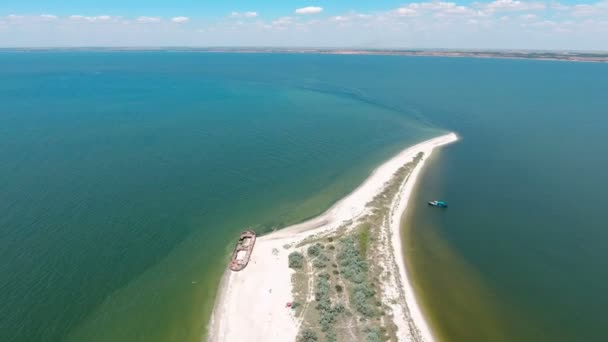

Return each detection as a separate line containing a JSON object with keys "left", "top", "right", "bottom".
{"left": 207, "top": 132, "right": 458, "bottom": 342}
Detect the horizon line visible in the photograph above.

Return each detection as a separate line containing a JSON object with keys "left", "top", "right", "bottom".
{"left": 1, "top": 46, "right": 608, "bottom": 53}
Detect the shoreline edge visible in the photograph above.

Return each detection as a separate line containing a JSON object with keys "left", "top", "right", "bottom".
{"left": 207, "top": 132, "right": 459, "bottom": 342}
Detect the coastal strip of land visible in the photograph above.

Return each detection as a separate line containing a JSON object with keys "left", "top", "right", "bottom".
{"left": 199, "top": 48, "right": 608, "bottom": 63}
{"left": 12, "top": 47, "right": 606, "bottom": 63}
{"left": 207, "top": 133, "right": 458, "bottom": 342}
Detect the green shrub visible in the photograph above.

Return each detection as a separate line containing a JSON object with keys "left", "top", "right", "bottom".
{"left": 288, "top": 251, "right": 304, "bottom": 269}
{"left": 315, "top": 276, "right": 330, "bottom": 303}
{"left": 337, "top": 237, "right": 368, "bottom": 283}
{"left": 352, "top": 283, "right": 376, "bottom": 317}
{"left": 312, "top": 253, "right": 330, "bottom": 269}
{"left": 365, "top": 327, "right": 382, "bottom": 342}
{"left": 307, "top": 243, "right": 323, "bottom": 257}
{"left": 298, "top": 330, "right": 319, "bottom": 342}
{"left": 314, "top": 274, "right": 344, "bottom": 334}
{"left": 326, "top": 330, "right": 337, "bottom": 342}
{"left": 334, "top": 303, "right": 346, "bottom": 313}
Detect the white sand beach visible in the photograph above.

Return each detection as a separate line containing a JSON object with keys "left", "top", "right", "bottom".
{"left": 207, "top": 133, "right": 458, "bottom": 342}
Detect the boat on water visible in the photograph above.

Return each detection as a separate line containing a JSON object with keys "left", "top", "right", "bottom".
{"left": 428, "top": 200, "right": 448, "bottom": 208}
{"left": 229, "top": 230, "right": 256, "bottom": 272}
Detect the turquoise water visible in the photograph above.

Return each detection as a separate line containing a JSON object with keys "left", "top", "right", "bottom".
{"left": 0, "top": 52, "right": 439, "bottom": 342}
{"left": 1, "top": 52, "right": 607, "bottom": 342}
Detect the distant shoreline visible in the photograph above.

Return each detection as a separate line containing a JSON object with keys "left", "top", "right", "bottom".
{"left": 2, "top": 47, "right": 607, "bottom": 63}
{"left": 200, "top": 48, "right": 608, "bottom": 63}
{"left": 207, "top": 133, "right": 458, "bottom": 342}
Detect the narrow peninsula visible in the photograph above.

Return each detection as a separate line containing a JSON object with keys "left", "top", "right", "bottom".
{"left": 208, "top": 133, "right": 458, "bottom": 342}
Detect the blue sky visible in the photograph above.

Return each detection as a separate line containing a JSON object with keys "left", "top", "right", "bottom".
{"left": 0, "top": 0, "right": 596, "bottom": 16}
{"left": 1, "top": 1, "right": 607, "bottom": 49}
{"left": 8, "top": 1, "right": 411, "bottom": 17}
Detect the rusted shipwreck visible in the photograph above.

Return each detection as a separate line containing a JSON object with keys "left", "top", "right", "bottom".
{"left": 229, "top": 230, "right": 256, "bottom": 271}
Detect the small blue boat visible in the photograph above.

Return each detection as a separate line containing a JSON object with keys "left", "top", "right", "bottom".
{"left": 428, "top": 200, "right": 448, "bottom": 208}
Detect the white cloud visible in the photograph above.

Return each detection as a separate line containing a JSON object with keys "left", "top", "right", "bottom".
{"left": 330, "top": 12, "right": 372, "bottom": 22}
{"left": 171, "top": 16, "right": 190, "bottom": 23}
{"left": 551, "top": 3, "right": 571, "bottom": 11}
{"left": 396, "top": 8, "right": 419, "bottom": 16}
{"left": 520, "top": 13, "right": 538, "bottom": 20}
{"left": 230, "top": 11, "right": 258, "bottom": 18}
{"left": 528, "top": 19, "right": 557, "bottom": 28}
{"left": 572, "top": 4, "right": 599, "bottom": 16}
{"left": 394, "top": 2, "right": 475, "bottom": 17}
{"left": 552, "top": 1, "right": 608, "bottom": 17}
{"left": 2, "top": 2, "right": 608, "bottom": 50}
{"left": 136, "top": 16, "right": 161, "bottom": 23}
{"left": 356, "top": 13, "right": 372, "bottom": 19}
{"left": 272, "top": 16, "right": 293, "bottom": 26}
{"left": 295, "top": 7, "right": 323, "bottom": 15}
{"left": 479, "top": 0, "right": 546, "bottom": 13}
{"left": 390, "top": 0, "right": 607, "bottom": 21}
{"left": 69, "top": 15, "right": 113, "bottom": 22}
{"left": 331, "top": 15, "right": 348, "bottom": 22}
{"left": 39, "top": 14, "right": 58, "bottom": 21}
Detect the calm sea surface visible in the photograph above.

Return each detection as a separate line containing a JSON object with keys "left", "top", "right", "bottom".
{"left": 0, "top": 52, "right": 439, "bottom": 342}
{"left": 1, "top": 52, "right": 606, "bottom": 342}
{"left": 400, "top": 58, "right": 608, "bottom": 342}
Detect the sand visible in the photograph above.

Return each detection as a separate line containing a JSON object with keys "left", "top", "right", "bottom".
{"left": 207, "top": 133, "right": 458, "bottom": 342}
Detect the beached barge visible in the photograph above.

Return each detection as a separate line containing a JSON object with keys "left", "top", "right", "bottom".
{"left": 229, "top": 230, "right": 256, "bottom": 271}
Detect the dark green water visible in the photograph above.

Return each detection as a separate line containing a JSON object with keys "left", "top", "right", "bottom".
{"left": 0, "top": 52, "right": 439, "bottom": 342}
{"left": 401, "top": 59, "right": 608, "bottom": 342}
{"left": 1, "top": 52, "right": 607, "bottom": 342}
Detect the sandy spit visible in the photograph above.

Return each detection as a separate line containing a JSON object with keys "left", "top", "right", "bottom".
{"left": 207, "top": 133, "right": 458, "bottom": 342}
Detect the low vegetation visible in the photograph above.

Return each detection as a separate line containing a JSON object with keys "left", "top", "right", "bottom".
{"left": 292, "top": 153, "right": 425, "bottom": 341}
{"left": 364, "top": 327, "right": 382, "bottom": 342}
{"left": 307, "top": 243, "right": 323, "bottom": 257}
{"left": 337, "top": 237, "right": 368, "bottom": 284}
{"left": 289, "top": 251, "right": 305, "bottom": 269}
{"left": 298, "top": 329, "right": 319, "bottom": 342}
{"left": 315, "top": 272, "right": 346, "bottom": 334}
{"left": 357, "top": 223, "right": 371, "bottom": 258}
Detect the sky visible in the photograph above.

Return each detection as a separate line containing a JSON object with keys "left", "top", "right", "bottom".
{"left": 0, "top": 1, "right": 607, "bottom": 50}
